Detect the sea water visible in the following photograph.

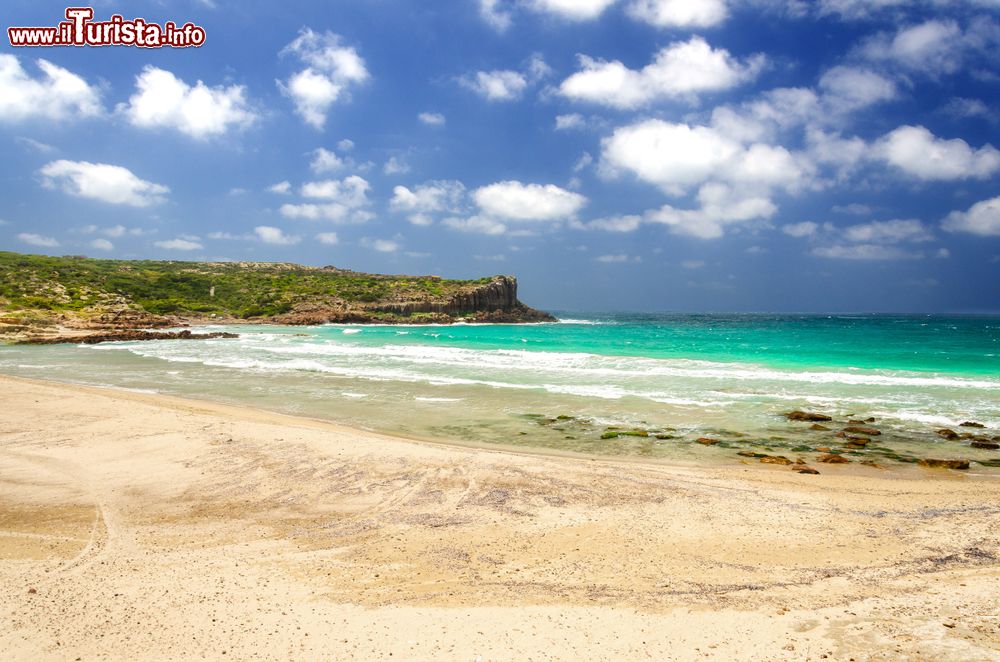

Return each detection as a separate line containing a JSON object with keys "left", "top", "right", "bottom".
{"left": 2, "top": 313, "right": 998, "bottom": 471}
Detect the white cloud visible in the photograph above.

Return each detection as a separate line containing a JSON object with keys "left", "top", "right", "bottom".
{"left": 943, "top": 195, "right": 1000, "bottom": 236}
{"left": 89, "top": 238, "right": 113, "bottom": 251}
{"left": 279, "top": 29, "right": 369, "bottom": 129}
{"left": 574, "top": 152, "right": 594, "bottom": 173}
{"left": 480, "top": 0, "right": 513, "bottom": 31}
{"left": 155, "top": 238, "right": 203, "bottom": 251}
{"left": 120, "top": 66, "right": 256, "bottom": 139}
{"left": 18, "top": 233, "right": 59, "bottom": 248}
{"left": 818, "top": 66, "right": 896, "bottom": 114}
{"left": 315, "top": 232, "right": 339, "bottom": 245}
{"left": 310, "top": 147, "right": 343, "bottom": 173}
{"left": 811, "top": 244, "right": 920, "bottom": 260}
{"left": 783, "top": 221, "right": 819, "bottom": 237}
{"left": 361, "top": 237, "right": 400, "bottom": 253}
{"left": 876, "top": 125, "right": 1000, "bottom": 180}
{"left": 559, "top": 37, "right": 763, "bottom": 109}
{"left": 461, "top": 69, "right": 528, "bottom": 101}
{"left": 555, "top": 113, "right": 586, "bottom": 130}
{"left": 39, "top": 160, "right": 168, "bottom": 207}
{"left": 841, "top": 218, "right": 932, "bottom": 244}
{"left": 0, "top": 55, "right": 101, "bottom": 122}
{"left": 575, "top": 214, "right": 642, "bottom": 232}
{"left": 596, "top": 254, "right": 642, "bottom": 263}
{"left": 602, "top": 119, "right": 804, "bottom": 195}
{"left": 859, "top": 20, "right": 964, "bottom": 75}
{"left": 833, "top": 203, "right": 873, "bottom": 216}
{"left": 627, "top": 0, "right": 728, "bottom": 28}
{"left": 645, "top": 183, "right": 778, "bottom": 239}
{"left": 254, "top": 226, "right": 301, "bottom": 245}
{"left": 418, "top": 112, "right": 445, "bottom": 125}
{"left": 337, "top": 138, "right": 354, "bottom": 151}
{"left": 528, "top": 0, "right": 618, "bottom": 21}
{"left": 383, "top": 156, "right": 411, "bottom": 175}
{"left": 390, "top": 180, "right": 466, "bottom": 225}
{"left": 15, "top": 136, "right": 55, "bottom": 153}
{"left": 442, "top": 216, "right": 508, "bottom": 235}
{"left": 281, "top": 175, "right": 372, "bottom": 223}
{"left": 268, "top": 180, "right": 292, "bottom": 194}
{"left": 473, "top": 181, "right": 587, "bottom": 221}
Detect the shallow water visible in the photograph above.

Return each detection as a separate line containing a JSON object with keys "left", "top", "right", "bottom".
{"left": 2, "top": 313, "right": 998, "bottom": 473}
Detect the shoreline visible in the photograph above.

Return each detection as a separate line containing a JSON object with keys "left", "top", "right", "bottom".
{"left": 1, "top": 374, "right": 999, "bottom": 659}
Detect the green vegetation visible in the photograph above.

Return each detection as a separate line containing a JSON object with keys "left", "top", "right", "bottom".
{"left": 0, "top": 251, "right": 496, "bottom": 320}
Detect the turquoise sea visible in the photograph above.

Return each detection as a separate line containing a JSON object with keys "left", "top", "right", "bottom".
{"left": 3, "top": 313, "right": 999, "bottom": 471}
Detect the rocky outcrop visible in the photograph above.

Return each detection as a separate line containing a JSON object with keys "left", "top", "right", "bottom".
{"left": 19, "top": 330, "right": 238, "bottom": 345}
{"left": 786, "top": 411, "right": 832, "bottom": 422}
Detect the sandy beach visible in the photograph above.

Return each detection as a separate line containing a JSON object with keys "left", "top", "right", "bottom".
{"left": 0, "top": 374, "right": 998, "bottom": 660}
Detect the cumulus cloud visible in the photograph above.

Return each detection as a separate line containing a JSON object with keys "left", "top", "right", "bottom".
{"left": 811, "top": 244, "right": 921, "bottom": 260}
{"left": 645, "top": 183, "right": 778, "bottom": 239}
{"left": 943, "top": 195, "right": 1000, "bottom": 236}
{"left": 460, "top": 54, "right": 550, "bottom": 102}
{"left": 841, "top": 218, "right": 933, "bottom": 243}
{"left": 528, "top": 0, "right": 618, "bottom": 20}
{"left": 383, "top": 156, "right": 411, "bottom": 175}
{"left": 817, "top": 66, "right": 896, "bottom": 114}
{"left": 859, "top": 20, "right": 964, "bottom": 75}
{"left": 254, "top": 226, "right": 301, "bottom": 245}
{"left": 89, "top": 238, "right": 114, "bottom": 251}
{"left": 281, "top": 175, "right": 372, "bottom": 223}
{"left": 555, "top": 113, "right": 587, "bottom": 130}
{"left": 155, "top": 238, "right": 203, "bottom": 251}
{"left": 480, "top": 0, "right": 513, "bottom": 31}
{"left": 310, "top": 147, "right": 344, "bottom": 173}
{"left": 119, "top": 67, "right": 256, "bottom": 139}
{"left": 626, "top": 0, "right": 728, "bottom": 28}
{"left": 875, "top": 125, "right": 1000, "bottom": 180}
{"left": 574, "top": 215, "right": 643, "bottom": 232}
{"left": 390, "top": 180, "right": 466, "bottom": 226}
{"left": 18, "top": 233, "right": 59, "bottom": 248}
{"left": 559, "top": 37, "right": 763, "bottom": 109}
{"left": 360, "top": 237, "right": 400, "bottom": 253}
{"left": 785, "top": 217, "right": 937, "bottom": 260}
{"left": 0, "top": 55, "right": 101, "bottom": 122}
{"left": 315, "top": 232, "right": 339, "bottom": 245}
{"left": 418, "top": 112, "right": 445, "bottom": 125}
{"left": 278, "top": 29, "right": 369, "bottom": 129}
{"left": 473, "top": 181, "right": 587, "bottom": 221}
{"left": 268, "top": 180, "right": 292, "bottom": 194}
{"left": 442, "top": 216, "right": 508, "bottom": 235}
{"left": 39, "top": 160, "right": 168, "bottom": 207}
{"left": 782, "top": 221, "right": 820, "bottom": 237}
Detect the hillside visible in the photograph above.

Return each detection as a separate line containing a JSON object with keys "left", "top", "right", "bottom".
{"left": 0, "top": 251, "right": 554, "bottom": 341}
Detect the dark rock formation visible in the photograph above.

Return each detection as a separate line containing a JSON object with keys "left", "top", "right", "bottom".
{"left": 971, "top": 441, "right": 1000, "bottom": 450}
{"left": 19, "top": 330, "right": 238, "bottom": 345}
{"left": 918, "top": 459, "right": 970, "bottom": 470}
{"left": 936, "top": 428, "right": 960, "bottom": 440}
{"left": 786, "top": 411, "right": 832, "bottom": 422}
{"left": 818, "top": 454, "right": 850, "bottom": 464}
{"left": 843, "top": 425, "right": 881, "bottom": 436}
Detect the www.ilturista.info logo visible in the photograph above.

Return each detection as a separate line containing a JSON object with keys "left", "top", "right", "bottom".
{"left": 8, "top": 7, "right": 206, "bottom": 48}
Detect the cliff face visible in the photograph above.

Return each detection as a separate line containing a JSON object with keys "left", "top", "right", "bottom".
{"left": 271, "top": 275, "right": 555, "bottom": 325}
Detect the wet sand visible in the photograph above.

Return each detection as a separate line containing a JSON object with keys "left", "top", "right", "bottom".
{"left": 0, "top": 375, "right": 998, "bottom": 660}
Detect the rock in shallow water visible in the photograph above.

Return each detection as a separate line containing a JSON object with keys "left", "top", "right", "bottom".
{"left": 960, "top": 421, "right": 985, "bottom": 428}
{"left": 843, "top": 425, "right": 881, "bottom": 436}
{"left": 936, "top": 428, "right": 960, "bottom": 440}
{"left": 786, "top": 411, "right": 832, "bottom": 422}
{"left": 818, "top": 454, "right": 850, "bottom": 464}
{"left": 971, "top": 441, "right": 999, "bottom": 450}
{"left": 918, "top": 459, "right": 970, "bottom": 470}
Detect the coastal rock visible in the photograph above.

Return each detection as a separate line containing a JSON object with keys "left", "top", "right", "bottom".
{"left": 738, "top": 451, "right": 767, "bottom": 458}
{"left": 818, "top": 454, "right": 850, "bottom": 464}
{"left": 18, "top": 330, "right": 239, "bottom": 345}
{"left": 936, "top": 428, "right": 960, "bottom": 440}
{"left": 760, "top": 456, "right": 793, "bottom": 465}
{"left": 816, "top": 446, "right": 832, "bottom": 453}
{"left": 843, "top": 426, "right": 881, "bottom": 436}
{"left": 844, "top": 438, "right": 870, "bottom": 449}
{"left": 797, "top": 467, "right": 820, "bottom": 475}
{"left": 696, "top": 437, "right": 720, "bottom": 445}
{"left": 786, "top": 411, "right": 832, "bottom": 422}
{"left": 809, "top": 423, "right": 831, "bottom": 431}
{"left": 918, "top": 459, "right": 970, "bottom": 470}
{"left": 959, "top": 421, "right": 985, "bottom": 428}
{"left": 971, "top": 441, "right": 1000, "bottom": 450}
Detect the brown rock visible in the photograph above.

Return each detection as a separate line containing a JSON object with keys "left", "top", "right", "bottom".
{"left": 959, "top": 421, "right": 985, "bottom": 428}
{"left": 809, "top": 423, "right": 831, "bottom": 431}
{"left": 737, "top": 450, "right": 766, "bottom": 458}
{"left": 918, "top": 459, "right": 969, "bottom": 470}
{"left": 971, "top": 441, "right": 999, "bottom": 450}
{"left": 797, "top": 467, "right": 820, "bottom": 475}
{"left": 816, "top": 446, "right": 832, "bottom": 453}
{"left": 844, "top": 439, "right": 870, "bottom": 449}
{"left": 27, "top": 588, "right": 36, "bottom": 595}
{"left": 935, "top": 428, "right": 960, "bottom": 440}
{"left": 843, "top": 426, "right": 881, "bottom": 436}
{"left": 786, "top": 411, "right": 832, "bottom": 422}
{"left": 696, "top": 437, "right": 720, "bottom": 445}
{"left": 760, "top": 456, "right": 793, "bottom": 465}
{"left": 818, "top": 454, "right": 850, "bottom": 464}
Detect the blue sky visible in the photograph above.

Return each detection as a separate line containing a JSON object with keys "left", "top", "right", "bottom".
{"left": 1, "top": 0, "right": 999, "bottom": 313}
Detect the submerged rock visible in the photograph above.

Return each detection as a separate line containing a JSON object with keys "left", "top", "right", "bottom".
{"left": 786, "top": 411, "right": 832, "bottom": 422}
{"left": 843, "top": 426, "right": 881, "bottom": 436}
{"left": 818, "top": 454, "right": 850, "bottom": 464}
{"left": 809, "top": 423, "right": 831, "bottom": 431}
{"left": 696, "top": 437, "right": 720, "bottom": 445}
{"left": 797, "top": 467, "right": 820, "bottom": 475}
{"left": 936, "top": 428, "right": 960, "bottom": 440}
{"left": 971, "top": 441, "right": 1000, "bottom": 450}
{"left": 738, "top": 450, "right": 768, "bottom": 458}
{"left": 760, "top": 455, "right": 793, "bottom": 465}
{"left": 918, "top": 459, "right": 970, "bottom": 470}
{"left": 960, "top": 421, "right": 986, "bottom": 428}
